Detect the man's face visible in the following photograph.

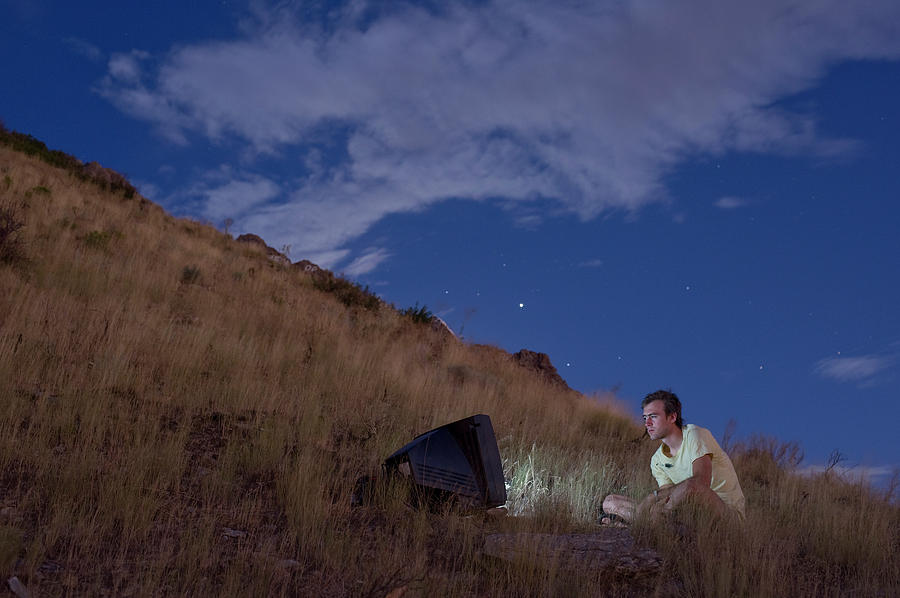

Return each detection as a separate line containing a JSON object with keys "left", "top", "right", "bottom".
{"left": 642, "top": 400, "right": 677, "bottom": 440}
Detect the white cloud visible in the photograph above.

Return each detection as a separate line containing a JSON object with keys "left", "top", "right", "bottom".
{"left": 343, "top": 247, "right": 392, "bottom": 277}
{"left": 814, "top": 354, "right": 896, "bottom": 383}
{"left": 198, "top": 176, "right": 281, "bottom": 223}
{"left": 100, "top": 0, "right": 900, "bottom": 266}
{"left": 98, "top": 50, "right": 193, "bottom": 144}
{"left": 306, "top": 249, "right": 351, "bottom": 270}
{"left": 64, "top": 37, "right": 102, "bottom": 62}
{"left": 715, "top": 196, "right": 748, "bottom": 209}
{"left": 135, "top": 181, "right": 160, "bottom": 201}
{"left": 578, "top": 259, "right": 605, "bottom": 269}
{"left": 107, "top": 50, "right": 150, "bottom": 84}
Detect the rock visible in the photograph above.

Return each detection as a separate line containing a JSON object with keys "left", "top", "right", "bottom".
{"left": 430, "top": 316, "right": 456, "bottom": 338}
{"left": 235, "top": 233, "right": 267, "bottom": 248}
{"left": 385, "top": 586, "right": 407, "bottom": 598}
{"left": 276, "top": 559, "right": 301, "bottom": 570}
{"left": 38, "top": 561, "right": 63, "bottom": 575}
{"left": 82, "top": 161, "right": 134, "bottom": 194}
{"left": 483, "top": 530, "right": 662, "bottom": 577}
{"left": 293, "top": 259, "right": 334, "bottom": 284}
{"left": 293, "top": 259, "right": 321, "bottom": 275}
{"left": 236, "top": 234, "right": 290, "bottom": 265}
{"left": 222, "top": 527, "right": 247, "bottom": 538}
{"left": 7, "top": 577, "right": 29, "bottom": 598}
{"left": 513, "top": 349, "right": 570, "bottom": 390}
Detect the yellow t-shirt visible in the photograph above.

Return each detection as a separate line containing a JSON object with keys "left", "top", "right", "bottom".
{"left": 650, "top": 424, "right": 746, "bottom": 516}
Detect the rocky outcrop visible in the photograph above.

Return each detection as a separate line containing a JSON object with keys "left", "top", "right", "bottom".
{"left": 293, "top": 259, "right": 321, "bottom": 274}
{"left": 513, "top": 349, "right": 570, "bottom": 390}
{"left": 293, "top": 259, "right": 329, "bottom": 280}
{"left": 483, "top": 530, "right": 662, "bottom": 577}
{"left": 236, "top": 233, "right": 290, "bottom": 265}
{"left": 82, "top": 161, "right": 137, "bottom": 196}
{"left": 235, "top": 233, "right": 266, "bottom": 247}
{"left": 430, "top": 315, "right": 456, "bottom": 338}
{"left": 83, "top": 161, "right": 128, "bottom": 187}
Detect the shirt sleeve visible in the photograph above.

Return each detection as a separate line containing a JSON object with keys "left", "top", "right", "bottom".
{"left": 686, "top": 427, "right": 716, "bottom": 462}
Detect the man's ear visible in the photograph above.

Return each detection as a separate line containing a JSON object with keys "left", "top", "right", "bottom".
{"left": 667, "top": 412, "right": 678, "bottom": 425}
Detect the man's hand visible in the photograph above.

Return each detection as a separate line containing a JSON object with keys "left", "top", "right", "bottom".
{"left": 660, "top": 454, "right": 713, "bottom": 511}
{"left": 636, "top": 454, "right": 734, "bottom": 523}
{"left": 634, "top": 483, "right": 672, "bottom": 519}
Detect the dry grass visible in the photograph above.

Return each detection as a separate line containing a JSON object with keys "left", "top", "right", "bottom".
{"left": 1, "top": 144, "right": 898, "bottom": 596}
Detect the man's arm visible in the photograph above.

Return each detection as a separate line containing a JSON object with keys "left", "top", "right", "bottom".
{"left": 660, "top": 454, "right": 713, "bottom": 508}
{"left": 634, "top": 482, "right": 672, "bottom": 519}
{"left": 689, "top": 454, "right": 712, "bottom": 487}
{"left": 639, "top": 455, "right": 713, "bottom": 516}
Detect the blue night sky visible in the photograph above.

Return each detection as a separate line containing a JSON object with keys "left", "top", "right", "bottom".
{"left": 3, "top": 0, "right": 899, "bottom": 485}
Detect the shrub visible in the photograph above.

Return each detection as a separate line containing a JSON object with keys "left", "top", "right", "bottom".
{"left": 82, "top": 229, "right": 122, "bottom": 251}
{"left": 0, "top": 127, "right": 83, "bottom": 172}
{"left": 25, "top": 185, "right": 51, "bottom": 197}
{"left": 312, "top": 273, "right": 381, "bottom": 311}
{"left": 0, "top": 525, "right": 23, "bottom": 573}
{"left": 0, "top": 126, "right": 137, "bottom": 198}
{"left": 0, "top": 201, "right": 26, "bottom": 264}
{"left": 401, "top": 302, "right": 434, "bottom": 324}
{"left": 82, "top": 161, "right": 137, "bottom": 198}
{"left": 181, "top": 265, "right": 201, "bottom": 284}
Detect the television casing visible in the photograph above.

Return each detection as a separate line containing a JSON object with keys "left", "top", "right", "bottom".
{"left": 383, "top": 414, "right": 506, "bottom": 508}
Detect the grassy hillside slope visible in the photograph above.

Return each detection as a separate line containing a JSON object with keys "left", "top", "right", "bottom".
{"left": 1, "top": 134, "right": 898, "bottom": 597}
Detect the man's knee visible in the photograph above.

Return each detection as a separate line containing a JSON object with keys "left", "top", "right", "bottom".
{"left": 684, "top": 478, "right": 720, "bottom": 501}
{"left": 603, "top": 494, "right": 627, "bottom": 510}
{"left": 681, "top": 477, "right": 701, "bottom": 493}
{"left": 602, "top": 494, "right": 635, "bottom": 519}
{"left": 680, "top": 482, "right": 731, "bottom": 515}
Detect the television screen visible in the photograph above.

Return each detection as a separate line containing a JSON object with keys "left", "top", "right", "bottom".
{"left": 383, "top": 414, "right": 506, "bottom": 508}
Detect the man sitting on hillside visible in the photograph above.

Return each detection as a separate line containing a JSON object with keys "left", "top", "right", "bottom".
{"left": 601, "top": 390, "right": 745, "bottom": 524}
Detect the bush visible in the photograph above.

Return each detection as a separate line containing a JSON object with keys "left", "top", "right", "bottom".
{"left": 0, "top": 201, "right": 26, "bottom": 264}
{"left": 312, "top": 273, "right": 381, "bottom": 311}
{"left": 181, "top": 265, "right": 201, "bottom": 284}
{"left": 0, "top": 126, "right": 137, "bottom": 198}
{"left": 0, "top": 127, "right": 83, "bottom": 172}
{"left": 0, "top": 525, "right": 23, "bottom": 573}
{"left": 401, "top": 302, "right": 434, "bottom": 324}
{"left": 82, "top": 229, "right": 122, "bottom": 251}
{"left": 26, "top": 185, "right": 51, "bottom": 197}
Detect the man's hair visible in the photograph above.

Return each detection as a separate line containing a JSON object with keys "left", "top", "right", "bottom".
{"left": 641, "top": 389, "right": 683, "bottom": 429}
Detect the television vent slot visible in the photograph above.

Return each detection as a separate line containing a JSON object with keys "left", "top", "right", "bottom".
{"left": 418, "top": 464, "right": 479, "bottom": 495}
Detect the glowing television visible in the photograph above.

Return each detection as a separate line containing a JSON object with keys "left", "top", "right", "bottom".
{"left": 383, "top": 414, "right": 507, "bottom": 508}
